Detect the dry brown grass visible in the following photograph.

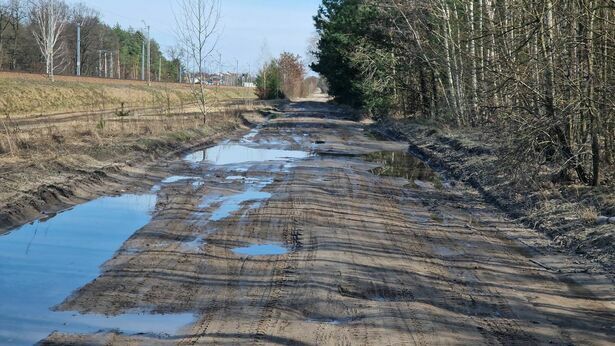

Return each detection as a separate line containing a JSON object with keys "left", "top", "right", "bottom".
{"left": 578, "top": 206, "right": 599, "bottom": 222}
{"left": 0, "top": 71, "right": 259, "bottom": 158}
{"left": 0, "top": 71, "right": 255, "bottom": 118}
{"left": 0, "top": 102, "right": 259, "bottom": 160}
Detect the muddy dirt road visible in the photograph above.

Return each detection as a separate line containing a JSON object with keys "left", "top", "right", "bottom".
{"left": 5, "top": 97, "right": 614, "bottom": 345}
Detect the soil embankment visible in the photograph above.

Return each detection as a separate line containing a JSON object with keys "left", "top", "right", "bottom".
{"left": 373, "top": 119, "right": 615, "bottom": 271}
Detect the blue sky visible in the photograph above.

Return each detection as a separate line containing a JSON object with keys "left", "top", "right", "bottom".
{"left": 68, "top": 0, "right": 321, "bottom": 73}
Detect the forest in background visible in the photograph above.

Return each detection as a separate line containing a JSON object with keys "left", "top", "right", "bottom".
{"left": 312, "top": 0, "right": 614, "bottom": 187}
{"left": 0, "top": 0, "right": 181, "bottom": 82}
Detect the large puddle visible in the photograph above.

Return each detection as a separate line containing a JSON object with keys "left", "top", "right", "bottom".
{"left": 232, "top": 243, "right": 289, "bottom": 256}
{"left": 363, "top": 151, "right": 442, "bottom": 187}
{"left": 162, "top": 176, "right": 199, "bottom": 184}
{"left": 198, "top": 177, "right": 273, "bottom": 222}
{"left": 210, "top": 190, "right": 272, "bottom": 221}
{"left": 185, "top": 144, "right": 310, "bottom": 166}
{"left": 0, "top": 194, "right": 192, "bottom": 345}
{"left": 184, "top": 137, "right": 311, "bottom": 223}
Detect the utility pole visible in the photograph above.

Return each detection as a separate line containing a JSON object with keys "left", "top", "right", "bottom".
{"left": 104, "top": 51, "right": 108, "bottom": 78}
{"left": 141, "top": 37, "right": 145, "bottom": 81}
{"left": 218, "top": 52, "right": 222, "bottom": 85}
{"left": 76, "top": 24, "right": 81, "bottom": 76}
{"left": 98, "top": 50, "right": 102, "bottom": 77}
{"left": 146, "top": 24, "right": 151, "bottom": 86}
{"left": 236, "top": 58, "right": 239, "bottom": 86}
{"left": 179, "top": 49, "right": 184, "bottom": 84}
{"left": 158, "top": 56, "right": 162, "bottom": 82}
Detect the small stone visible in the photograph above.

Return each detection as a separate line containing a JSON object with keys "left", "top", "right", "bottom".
{"left": 609, "top": 217, "right": 615, "bottom": 224}
{"left": 596, "top": 216, "right": 609, "bottom": 225}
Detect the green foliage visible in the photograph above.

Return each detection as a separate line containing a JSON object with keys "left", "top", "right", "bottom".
{"left": 96, "top": 118, "right": 106, "bottom": 130}
{"left": 312, "top": 1, "right": 442, "bottom": 117}
{"left": 255, "top": 60, "right": 284, "bottom": 100}
{"left": 312, "top": 0, "right": 614, "bottom": 186}
{"left": 311, "top": 0, "right": 394, "bottom": 114}
{"left": 255, "top": 52, "right": 312, "bottom": 100}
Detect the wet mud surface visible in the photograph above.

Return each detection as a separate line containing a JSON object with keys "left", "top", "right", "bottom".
{"left": 3, "top": 98, "right": 614, "bottom": 345}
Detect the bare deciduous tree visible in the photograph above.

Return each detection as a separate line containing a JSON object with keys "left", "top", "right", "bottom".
{"left": 278, "top": 52, "right": 306, "bottom": 99}
{"left": 174, "top": 0, "right": 221, "bottom": 123}
{"left": 0, "top": 1, "right": 9, "bottom": 69}
{"left": 7, "top": 0, "right": 26, "bottom": 70}
{"left": 31, "top": 0, "right": 67, "bottom": 81}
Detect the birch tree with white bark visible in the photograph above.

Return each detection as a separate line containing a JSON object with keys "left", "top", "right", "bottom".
{"left": 31, "top": 0, "right": 67, "bottom": 81}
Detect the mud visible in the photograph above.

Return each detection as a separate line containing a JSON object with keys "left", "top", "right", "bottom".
{"left": 4, "top": 96, "right": 614, "bottom": 345}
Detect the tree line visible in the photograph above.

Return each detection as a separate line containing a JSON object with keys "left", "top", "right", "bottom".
{"left": 312, "top": 0, "right": 614, "bottom": 186}
{"left": 255, "top": 52, "right": 319, "bottom": 100}
{"left": 0, "top": 0, "right": 181, "bottom": 82}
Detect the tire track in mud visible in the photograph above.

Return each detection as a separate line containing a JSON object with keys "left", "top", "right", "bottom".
{"left": 394, "top": 184, "right": 578, "bottom": 345}
{"left": 177, "top": 167, "right": 314, "bottom": 344}
{"left": 397, "top": 197, "right": 533, "bottom": 344}
{"left": 335, "top": 167, "right": 380, "bottom": 346}
{"left": 253, "top": 173, "right": 319, "bottom": 343}
{"left": 356, "top": 170, "right": 431, "bottom": 345}
{"left": 177, "top": 209, "right": 266, "bottom": 345}
{"left": 350, "top": 154, "right": 573, "bottom": 345}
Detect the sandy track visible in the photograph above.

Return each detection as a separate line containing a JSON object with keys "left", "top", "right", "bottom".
{"left": 44, "top": 100, "right": 614, "bottom": 345}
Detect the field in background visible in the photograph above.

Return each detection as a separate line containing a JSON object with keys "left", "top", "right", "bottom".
{"left": 0, "top": 71, "right": 264, "bottom": 158}
{"left": 0, "top": 72, "right": 256, "bottom": 118}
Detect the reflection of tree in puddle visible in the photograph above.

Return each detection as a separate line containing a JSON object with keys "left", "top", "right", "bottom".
{"left": 364, "top": 151, "right": 442, "bottom": 187}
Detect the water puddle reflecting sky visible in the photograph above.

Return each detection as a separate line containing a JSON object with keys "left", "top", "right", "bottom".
{"left": 185, "top": 144, "right": 310, "bottom": 166}
{"left": 183, "top": 135, "right": 311, "bottom": 223}
{"left": 0, "top": 194, "right": 193, "bottom": 345}
{"left": 199, "top": 177, "right": 273, "bottom": 222}
{"left": 210, "top": 190, "right": 272, "bottom": 221}
{"left": 232, "top": 243, "right": 289, "bottom": 256}
{"left": 162, "top": 176, "right": 199, "bottom": 184}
